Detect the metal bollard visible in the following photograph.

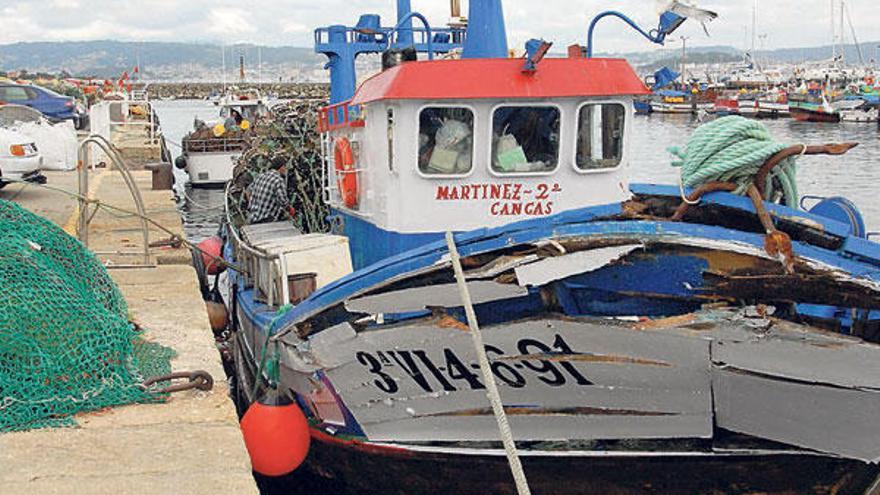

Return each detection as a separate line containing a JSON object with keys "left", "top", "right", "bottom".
{"left": 144, "top": 162, "right": 174, "bottom": 190}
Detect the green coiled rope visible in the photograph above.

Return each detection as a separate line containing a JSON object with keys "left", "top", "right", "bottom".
{"left": 668, "top": 116, "right": 800, "bottom": 208}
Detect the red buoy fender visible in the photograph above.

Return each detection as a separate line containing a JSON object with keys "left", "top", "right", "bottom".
{"left": 240, "top": 388, "right": 311, "bottom": 477}
{"left": 333, "top": 137, "right": 358, "bottom": 209}
{"left": 198, "top": 235, "right": 224, "bottom": 275}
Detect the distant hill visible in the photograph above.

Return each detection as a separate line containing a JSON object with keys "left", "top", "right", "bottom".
{"left": 0, "top": 40, "right": 324, "bottom": 80}
{"left": 0, "top": 39, "right": 877, "bottom": 81}
{"left": 603, "top": 41, "right": 879, "bottom": 67}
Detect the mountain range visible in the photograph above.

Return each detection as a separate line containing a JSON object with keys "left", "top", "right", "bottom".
{"left": 0, "top": 40, "right": 877, "bottom": 81}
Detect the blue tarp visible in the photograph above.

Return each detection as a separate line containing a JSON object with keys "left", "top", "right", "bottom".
{"left": 653, "top": 67, "right": 680, "bottom": 90}
{"left": 655, "top": 89, "right": 687, "bottom": 97}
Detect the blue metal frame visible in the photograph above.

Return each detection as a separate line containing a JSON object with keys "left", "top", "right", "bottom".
{"left": 461, "top": 0, "right": 509, "bottom": 59}
{"left": 586, "top": 10, "right": 685, "bottom": 58}
{"left": 314, "top": 8, "right": 465, "bottom": 104}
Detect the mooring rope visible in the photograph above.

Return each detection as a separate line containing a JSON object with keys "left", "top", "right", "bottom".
{"left": 445, "top": 231, "right": 532, "bottom": 495}
{"left": 668, "top": 116, "right": 801, "bottom": 208}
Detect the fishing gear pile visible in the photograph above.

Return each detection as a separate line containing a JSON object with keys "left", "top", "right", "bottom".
{"left": 228, "top": 97, "right": 331, "bottom": 234}
{"left": 0, "top": 200, "right": 174, "bottom": 431}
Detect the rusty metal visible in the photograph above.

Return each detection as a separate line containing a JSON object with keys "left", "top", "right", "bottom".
{"left": 142, "top": 370, "right": 214, "bottom": 394}
{"left": 746, "top": 184, "right": 794, "bottom": 273}
{"left": 148, "top": 236, "right": 183, "bottom": 248}
{"left": 671, "top": 181, "right": 738, "bottom": 220}
{"left": 753, "top": 142, "right": 859, "bottom": 199}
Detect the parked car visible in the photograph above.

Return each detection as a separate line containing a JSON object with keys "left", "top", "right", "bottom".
{"left": 0, "top": 83, "right": 84, "bottom": 128}
{"left": 0, "top": 128, "right": 46, "bottom": 189}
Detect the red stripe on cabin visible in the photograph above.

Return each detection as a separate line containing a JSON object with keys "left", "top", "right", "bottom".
{"left": 351, "top": 58, "right": 650, "bottom": 105}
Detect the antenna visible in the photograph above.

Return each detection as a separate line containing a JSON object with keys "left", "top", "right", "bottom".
{"left": 221, "top": 45, "right": 227, "bottom": 90}
{"left": 239, "top": 52, "right": 245, "bottom": 83}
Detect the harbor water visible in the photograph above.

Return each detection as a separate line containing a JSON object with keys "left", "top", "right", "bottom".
{"left": 153, "top": 101, "right": 880, "bottom": 241}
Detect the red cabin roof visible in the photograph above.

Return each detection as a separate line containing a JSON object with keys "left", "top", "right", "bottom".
{"left": 351, "top": 57, "right": 650, "bottom": 105}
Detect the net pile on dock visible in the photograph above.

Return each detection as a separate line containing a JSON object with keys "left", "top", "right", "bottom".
{"left": 0, "top": 200, "right": 173, "bottom": 431}
{"left": 228, "top": 98, "right": 330, "bottom": 234}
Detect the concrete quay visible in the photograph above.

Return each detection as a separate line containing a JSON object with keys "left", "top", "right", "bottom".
{"left": 0, "top": 170, "right": 257, "bottom": 494}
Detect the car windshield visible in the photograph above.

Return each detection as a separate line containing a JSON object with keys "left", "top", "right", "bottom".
{"left": 35, "top": 85, "right": 64, "bottom": 98}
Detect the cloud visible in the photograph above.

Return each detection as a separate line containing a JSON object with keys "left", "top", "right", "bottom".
{"left": 0, "top": 0, "right": 875, "bottom": 52}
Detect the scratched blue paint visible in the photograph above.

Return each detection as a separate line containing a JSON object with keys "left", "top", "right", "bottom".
{"left": 555, "top": 254, "right": 708, "bottom": 317}
{"left": 630, "top": 183, "right": 853, "bottom": 239}
{"left": 229, "top": 186, "right": 880, "bottom": 339}
{"left": 333, "top": 210, "right": 445, "bottom": 270}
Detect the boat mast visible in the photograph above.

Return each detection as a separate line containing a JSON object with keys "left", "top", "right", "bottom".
{"left": 830, "top": 0, "right": 836, "bottom": 61}
{"left": 221, "top": 45, "right": 227, "bottom": 91}
{"left": 680, "top": 36, "right": 689, "bottom": 84}
{"left": 843, "top": 1, "right": 865, "bottom": 65}
{"left": 751, "top": 0, "right": 757, "bottom": 55}
{"left": 839, "top": 0, "right": 846, "bottom": 64}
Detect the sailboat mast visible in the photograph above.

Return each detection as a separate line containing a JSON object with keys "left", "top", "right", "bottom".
{"left": 751, "top": 0, "right": 757, "bottom": 54}
{"left": 830, "top": 0, "right": 836, "bottom": 60}
{"left": 843, "top": 1, "right": 865, "bottom": 65}
{"left": 839, "top": 0, "right": 846, "bottom": 64}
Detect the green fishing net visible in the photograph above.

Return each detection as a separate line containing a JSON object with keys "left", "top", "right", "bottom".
{"left": 0, "top": 199, "right": 174, "bottom": 431}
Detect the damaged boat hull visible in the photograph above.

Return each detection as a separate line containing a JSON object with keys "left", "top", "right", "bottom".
{"left": 227, "top": 185, "right": 880, "bottom": 493}
{"left": 258, "top": 433, "right": 880, "bottom": 495}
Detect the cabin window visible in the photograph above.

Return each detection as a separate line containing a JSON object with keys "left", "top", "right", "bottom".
{"left": 576, "top": 103, "right": 625, "bottom": 171}
{"left": 387, "top": 108, "right": 394, "bottom": 171}
{"left": 418, "top": 107, "right": 474, "bottom": 175}
{"left": 491, "top": 106, "right": 560, "bottom": 174}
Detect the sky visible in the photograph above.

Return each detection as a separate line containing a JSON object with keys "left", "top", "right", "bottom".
{"left": 0, "top": 0, "right": 877, "bottom": 53}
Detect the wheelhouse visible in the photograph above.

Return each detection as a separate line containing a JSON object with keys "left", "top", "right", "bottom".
{"left": 319, "top": 53, "right": 649, "bottom": 268}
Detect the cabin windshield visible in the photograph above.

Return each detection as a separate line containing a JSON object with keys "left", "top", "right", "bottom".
{"left": 491, "top": 106, "right": 560, "bottom": 174}
{"left": 418, "top": 107, "right": 474, "bottom": 175}
{"left": 576, "top": 103, "right": 625, "bottom": 171}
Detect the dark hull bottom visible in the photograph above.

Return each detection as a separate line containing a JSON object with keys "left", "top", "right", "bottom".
{"left": 256, "top": 432, "right": 880, "bottom": 495}
{"left": 790, "top": 108, "right": 841, "bottom": 123}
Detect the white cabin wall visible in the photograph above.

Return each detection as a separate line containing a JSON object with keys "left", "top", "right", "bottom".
{"left": 384, "top": 97, "right": 635, "bottom": 234}
{"left": 329, "top": 97, "right": 636, "bottom": 235}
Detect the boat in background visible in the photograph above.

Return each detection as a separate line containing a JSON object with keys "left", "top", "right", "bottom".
{"left": 789, "top": 93, "right": 840, "bottom": 122}
{"left": 176, "top": 92, "right": 268, "bottom": 187}
{"left": 754, "top": 89, "right": 790, "bottom": 118}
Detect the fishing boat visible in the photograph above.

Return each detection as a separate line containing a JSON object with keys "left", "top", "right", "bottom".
{"left": 754, "top": 89, "right": 790, "bottom": 118}
{"left": 176, "top": 92, "right": 268, "bottom": 187}
{"left": 218, "top": 2, "right": 880, "bottom": 493}
{"left": 789, "top": 93, "right": 841, "bottom": 123}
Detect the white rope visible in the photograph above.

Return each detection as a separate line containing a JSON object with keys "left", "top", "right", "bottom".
{"left": 445, "top": 231, "right": 532, "bottom": 495}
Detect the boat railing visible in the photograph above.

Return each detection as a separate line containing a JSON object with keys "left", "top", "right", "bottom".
{"left": 317, "top": 101, "right": 364, "bottom": 132}
{"left": 314, "top": 25, "right": 464, "bottom": 52}
{"left": 107, "top": 100, "right": 162, "bottom": 146}
{"left": 225, "top": 185, "right": 292, "bottom": 307}
{"left": 184, "top": 138, "right": 249, "bottom": 154}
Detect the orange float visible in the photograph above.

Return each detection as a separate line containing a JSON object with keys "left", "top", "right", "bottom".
{"left": 240, "top": 388, "right": 311, "bottom": 477}
{"left": 334, "top": 137, "right": 359, "bottom": 209}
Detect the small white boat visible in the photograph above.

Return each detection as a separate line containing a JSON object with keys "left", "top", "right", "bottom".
{"left": 178, "top": 93, "right": 268, "bottom": 187}
{"left": 840, "top": 106, "right": 879, "bottom": 123}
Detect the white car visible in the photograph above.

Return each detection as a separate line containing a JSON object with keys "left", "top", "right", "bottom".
{"left": 0, "top": 127, "right": 45, "bottom": 189}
